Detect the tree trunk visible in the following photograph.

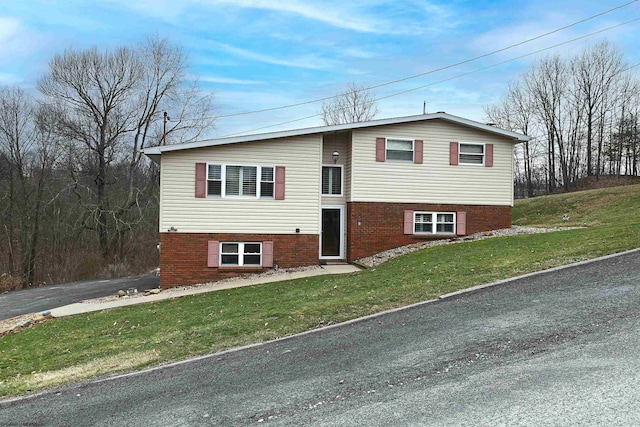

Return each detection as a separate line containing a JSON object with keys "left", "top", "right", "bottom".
{"left": 586, "top": 106, "right": 593, "bottom": 176}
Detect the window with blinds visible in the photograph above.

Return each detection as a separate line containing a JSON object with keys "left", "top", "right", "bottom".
{"left": 207, "top": 164, "right": 222, "bottom": 196}
{"left": 207, "top": 164, "right": 274, "bottom": 198}
{"left": 322, "top": 166, "right": 342, "bottom": 196}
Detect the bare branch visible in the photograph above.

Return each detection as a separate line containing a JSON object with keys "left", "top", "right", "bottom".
{"left": 320, "top": 82, "right": 378, "bottom": 125}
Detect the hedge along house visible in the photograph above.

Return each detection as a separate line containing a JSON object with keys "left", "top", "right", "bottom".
{"left": 142, "top": 112, "right": 529, "bottom": 288}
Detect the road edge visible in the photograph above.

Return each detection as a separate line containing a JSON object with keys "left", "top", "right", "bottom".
{"left": 2, "top": 247, "right": 640, "bottom": 405}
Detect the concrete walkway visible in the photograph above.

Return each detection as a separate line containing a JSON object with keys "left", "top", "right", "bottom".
{"left": 50, "top": 264, "right": 361, "bottom": 318}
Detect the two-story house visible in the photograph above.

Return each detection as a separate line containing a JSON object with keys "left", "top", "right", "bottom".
{"left": 143, "top": 112, "right": 529, "bottom": 288}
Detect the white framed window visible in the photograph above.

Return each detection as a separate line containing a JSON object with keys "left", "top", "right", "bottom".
{"left": 207, "top": 164, "right": 274, "bottom": 198}
{"left": 260, "top": 167, "right": 274, "bottom": 197}
{"left": 207, "top": 164, "right": 222, "bottom": 196}
{"left": 322, "top": 165, "right": 343, "bottom": 196}
{"left": 386, "top": 138, "right": 414, "bottom": 161}
{"left": 459, "top": 143, "right": 485, "bottom": 165}
{"left": 414, "top": 212, "right": 455, "bottom": 234}
{"left": 220, "top": 242, "right": 262, "bottom": 266}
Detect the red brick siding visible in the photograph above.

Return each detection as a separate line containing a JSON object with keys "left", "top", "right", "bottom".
{"left": 160, "top": 233, "right": 318, "bottom": 288}
{"left": 347, "top": 202, "right": 511, "bottom": 260}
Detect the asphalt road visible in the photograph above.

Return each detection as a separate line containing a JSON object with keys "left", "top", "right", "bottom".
{"left": 2, "top": 250, "right": 640, "bottom": 426}
{"left": 0, "top": 274, "right": 159, "bottom": 320}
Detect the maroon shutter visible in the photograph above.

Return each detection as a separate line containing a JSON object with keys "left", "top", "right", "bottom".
{"left": 195, "top": 163, "right": 207, "bottom": 198}
{"left": 262, "top": 241, "right": 274, "bottom": 267}
{"left": 275, "top": 166, "right": 285, "bottom": 200}
{"left": 207, "top": 240, "right": 219, "bottom": 267}
{"left": 414, "top": 140, "right": 423, "bottom": 164}
{"left": 450, "top": 142, "right": 459, "bottom": 166}
{"left": 404, "top": 210, "right": 414, "bottom": 235}
{"left": 485, "top": 144, "right": 494, "bottom": 167}
{"left": 456, "top": 212, "right": 466, "bottom": 236}
{"left": 376, "top": 137, "right": 386, "bottom": 162}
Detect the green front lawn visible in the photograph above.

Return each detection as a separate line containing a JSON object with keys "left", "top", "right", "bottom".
{"left": 1, "top": 184, "right": 639, "bottom": 397}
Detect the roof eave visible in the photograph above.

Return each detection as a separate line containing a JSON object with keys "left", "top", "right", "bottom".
{"left": 141, "top": 147, "right": 161, "bottom": 164}
{"left": 141, "top": 112, "right": 530, "bottom": 159}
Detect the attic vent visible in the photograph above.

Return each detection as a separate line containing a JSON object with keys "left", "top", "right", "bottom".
{"left": 436, "top": 111, "right": 446, "bottom": 114}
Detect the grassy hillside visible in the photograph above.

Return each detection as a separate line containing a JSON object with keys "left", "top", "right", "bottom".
{"left": 514, "top": 183, "right": 640, "bottom": 227}
{"left": 1, "top": 185, "right": 640, "bottom": 397}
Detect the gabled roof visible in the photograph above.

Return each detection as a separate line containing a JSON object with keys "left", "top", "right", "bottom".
{"left": 142, "top": 112, "right": 530, "bottom": 163}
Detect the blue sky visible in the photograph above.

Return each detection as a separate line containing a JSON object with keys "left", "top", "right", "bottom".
{"left": 1, "top": 0, "right": 639, "bottom": 137}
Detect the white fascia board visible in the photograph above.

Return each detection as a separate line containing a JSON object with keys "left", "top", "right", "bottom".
{"left": 141, "top": 113, "right": 530, "bottom": 160}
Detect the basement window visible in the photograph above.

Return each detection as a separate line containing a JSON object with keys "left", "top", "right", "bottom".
{"left": 220, "top": 242, "right": 262, "bottom": 266}
{"left": 414, "top": 212, "right": 455, "bottom": 234}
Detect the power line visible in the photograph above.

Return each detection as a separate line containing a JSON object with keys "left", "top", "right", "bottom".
{"left": 221, "top": 114, "right": 320, "bottom": 136}
{"left": 222, "top": 17, "right": 640, "bottom": 137}
{"left": 203, "top": 0, "right": 639, "bottom": 122}
{"left": 621, "top": 62, "right": 640, "bottom": 73}
{"left": 373, "top": 18, "right": 640, "bottom": 102}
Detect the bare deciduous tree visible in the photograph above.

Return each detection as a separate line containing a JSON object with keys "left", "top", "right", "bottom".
{"left": 320, "top": 82, "right": 378, "bottom": 125}
{"left": 0, "top": 37, "right": 216, "bottom": 288}
{"left": 0, "top": 87, "right": 61, "bottom": 285}
{"left": 485, "top": 82, "right": 539, "bottom": 196}
{"left": 38, "top": 37, "right": 216, "bottom": 259}
{"left": 572, "top": 41, "right": 626, "bottom": 176}
{"left": 0, "top": 86, "right": 35, "bottom": 279}
{"left": 39, "top": 46, "right": 142, "bottom": 258}
{"left": 485, "top": 41, "right": 639, "bottom": 197}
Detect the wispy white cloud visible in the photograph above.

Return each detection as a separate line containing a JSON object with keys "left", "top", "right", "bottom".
{"left": 0, "top": 16, "right": 39, "bottom": 84}
{"left": 205, "top": 0, "right": 388, "bottom": 34}
{"left": 0, "top": 16, "right": 21, "bottom": 41}
{"left": 471, "top": 19, "right": 582, "bottom": 59}
{"left": 469, "top": 5, "right": 639, "bottom": 63}
{"left": 197, "top": 75, "right": 263, "bottom": 85}
{"left": 345, "top": 68, "right": 371, "bottom": 75}
{"left": 342, "top": 47, "right": 377, "bottom": 59}
{"left": 3, "top": 0, "right": 640, "bottom": 139}
{"left": 209, "top": 42, "right": 337, "bottom": 70}
{"left": 0, "top": 72, "right": 22, "bottom": 85}
{"left": 102, "top": 0, "right": 189, "bottom": 22}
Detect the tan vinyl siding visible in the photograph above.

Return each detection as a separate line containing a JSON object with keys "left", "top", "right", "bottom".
{"left": 321, "top": 133, "right": 350, "bottom": 205}
{"left": 160, "top": 135, "right": 321, "bottom": 233}
{"left": 351, "top": 120, "right": 515, "bottom": 205}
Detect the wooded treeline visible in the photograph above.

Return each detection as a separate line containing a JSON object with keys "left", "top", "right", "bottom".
{"left": 485, "top": 42, "right": 640, "bottom": 197}
{"left": 0, "top": 37, "right": 215, "bottom": 290}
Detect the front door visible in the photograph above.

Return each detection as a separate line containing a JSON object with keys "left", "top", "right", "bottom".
{"left": 320, "top": 207, "right": 344, "bottom": 259}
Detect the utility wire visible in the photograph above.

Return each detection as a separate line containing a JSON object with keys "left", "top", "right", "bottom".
{"left": 222, "top": 17, "right": 640, "bottom": 137}
{"left": 373, "top": 18, "right": 640, "bottom": 103}
{"left": 201, "top": 0, "right": 639, "bottom": 122}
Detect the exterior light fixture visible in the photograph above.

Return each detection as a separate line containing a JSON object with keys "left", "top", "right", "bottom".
{"left": 332, "top": 150, "right": 340, "bottom": 164}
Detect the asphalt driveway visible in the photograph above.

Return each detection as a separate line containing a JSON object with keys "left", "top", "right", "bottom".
{"left": 0, "top": 274, "right": 159, "bottom": 320}
{"left": 2, "top": 250, "right": 639, "bottom": 425}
